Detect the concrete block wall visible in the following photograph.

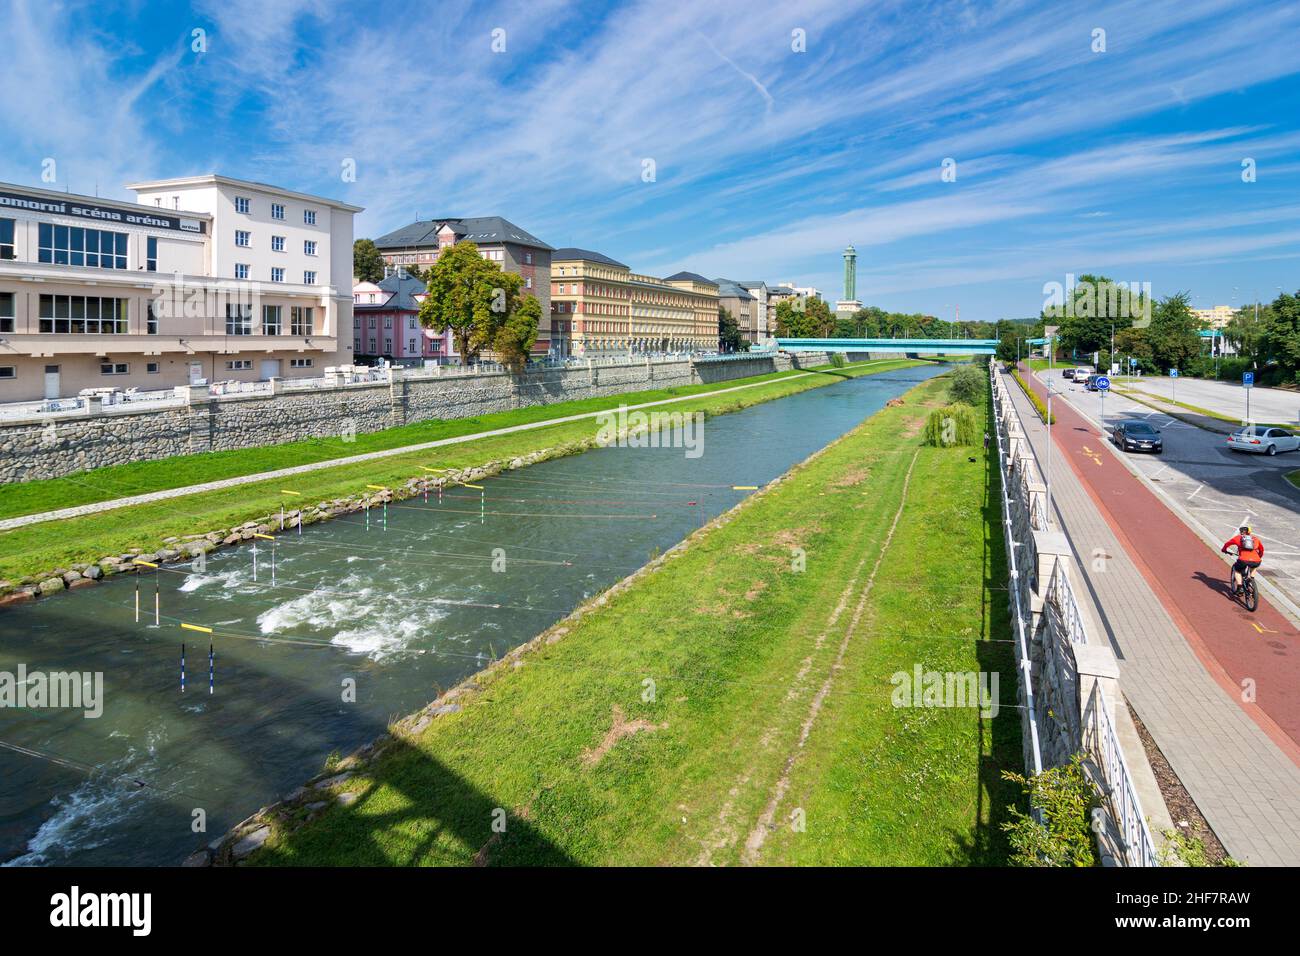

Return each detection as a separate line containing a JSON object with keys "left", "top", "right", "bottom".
{"left": 0, "top": 351, "right": 836, "bottom": 483}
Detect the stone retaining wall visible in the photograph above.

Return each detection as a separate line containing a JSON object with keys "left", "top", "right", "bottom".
{"left": 0, "top": 352, "right": 833, "bottom": 483}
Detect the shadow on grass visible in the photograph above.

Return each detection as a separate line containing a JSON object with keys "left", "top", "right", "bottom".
{"left": 252, "top": 734, "right": 578, "bottom": 867}
{"left": 951, "top": 377, "right": 1024, "bottom": 865}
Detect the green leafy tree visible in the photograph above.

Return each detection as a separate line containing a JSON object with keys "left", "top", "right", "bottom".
{"left": 353, "top": 238, "right": 386, "bottom": 283}
{"left": 1048, "top": 274, "right": 1148, "bottom": 357}
{"left": 1000, "top": 756, "right": 1100, "bottom": 867}
{"left": 1147, "top": 292, "right": 1201, "bottom": 372}
{"left": 1260, "top": 291, "right": 1300, "bottom": 378}
{"left": 1112, "top": 327, "right": 1153, "bottom": 372}
{"left": 948, "top": 364, "right": 985, "bottom": 405}
{"left": 418, "top": 241, "right": 511, "bottom": 365}
{"left": 718, "top": 307, "right": 745, "bottom": 352}
{"left": 494, "top": 292, "right": 541, "bottom": 372}
{"left": 1223, "top": 304, "right": 1269, "bottom": 368}
{"left": 773, "top": 298, "right": 832, "bottom": 337}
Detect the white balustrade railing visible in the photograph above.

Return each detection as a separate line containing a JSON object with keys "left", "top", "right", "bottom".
{"left": 1085, "top": 683, "right": 1160, "bottom": 867}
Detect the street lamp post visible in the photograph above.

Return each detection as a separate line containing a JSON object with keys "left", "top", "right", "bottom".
{"left": 1046, "top": 377, "right": 1054, "bottom": 528}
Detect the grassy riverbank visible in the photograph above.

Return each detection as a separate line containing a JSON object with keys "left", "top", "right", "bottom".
{"left": 0, "top": 359, "right": 920, "bottom": 584}
{"left": 242, "top": 372, "right": 1021, "bottom": 866}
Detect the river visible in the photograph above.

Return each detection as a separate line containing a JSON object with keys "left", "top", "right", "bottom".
{"left": 0, "top": 363, "right": 945, "bottom": 865}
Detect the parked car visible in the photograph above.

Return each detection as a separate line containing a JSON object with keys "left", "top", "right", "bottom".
{"left": 1083, "top": 375, "right": 1103, "bottom": 391}
{"left": 1112, "top": 420, "right": 1163, "bottom": 454}
{"left": 1074, "top": 367, "right": 1093, "bottom": 381}
{"left": 1063, "top": 368, "right": 1076, "bottom": 380}
{"left": 1227, "top": 426, "right": 1300, "bottom": 456}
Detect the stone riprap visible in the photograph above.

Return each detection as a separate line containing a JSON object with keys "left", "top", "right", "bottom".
{"left": 0, "top": 352, "right": 840, "bottom": 484}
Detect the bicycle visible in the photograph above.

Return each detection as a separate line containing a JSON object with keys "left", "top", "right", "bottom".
{"left": 1227, "top": 550, "right": 1259, "bottom": 612}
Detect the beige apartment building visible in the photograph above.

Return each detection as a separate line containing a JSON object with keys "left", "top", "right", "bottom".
{"left": 1192, "top": 305, "right": 1236, "bottom": 329}
{"left": 549, "top": 250, "right": 719, "bottom": 357}
{"left": 0, "top": 176, "right": 360, "bottom": 402}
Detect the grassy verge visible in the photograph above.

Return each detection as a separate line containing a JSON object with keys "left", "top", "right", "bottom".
{"left": 1, "top": 359, "right": 915, "bottom": 521}
{"left": 1112, "top": 386, "right": 1288, "bottom": 431}
{"left": 238, "top": 373, "right": 1020, "bottom": 866}
{"left": 1286, "top": 470, "right": 1300, "bottom": 490}
{"left": 0, "top": 359, "right": 919, "bottom": 584}
{"left": 1011, "top": 367, "right": 1054, "bottom": 424}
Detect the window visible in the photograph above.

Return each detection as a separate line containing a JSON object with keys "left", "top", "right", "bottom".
{"left": 271, "top": 203, "right": 285, "bottom": 220}
{"left": 147, "top": 300, "right": 159, "bottom": 335}
{"left": 290, "top": 306, "right": 313, "bottom": 335}
{"left": 525, "top": 277, "right": 532, "bottom": 289}
{"left": 271, "top": 235, "right": 285, "bottom": 252}
{"left": 354, "top": 337, "right": 361, "bottom": 352}
{"left": 304, "top": 240, "right": 317, "bottom": 256}
{"left": 235, "top": 197, "right": 251, "bottom": 214}
{"left": 146, "top": 236, "right": 158, "bottom": 272}
{"left": 225, "top": 304, "right": 252, "bottom": 335}
{"left": 235, "top": 263, "right": 250, "bottom": 280}
{"left": 39, "top": 224, "right": 127, "bottom": 269}
{"left": 408, "top": 316, "right": 417, "bottom": 329}
{"left": 270, "top": 267, "right": 285, "bottom": 283}
{"left": 304, "top": 210, "right": 317, "bottom": 226}
{"left": 384, "top": 316, "right": 392, "bottom": 329}
{"left": 235, "top": 230, "right": 251, "bottom": 247}
{"left": 0, "top": 366, "right": 14, "bottom": 379}
{"left": 304, "top": 270, "right": 316, "bottom": 285}
{"left": 289, "top": 358, "right": 313, "bottom": 368}
{"left": 226, "top": 360, "right": 252, "bottom": 371}
{"left": 147, "top": 362, "right": 160, "bottom": 374}
{"left": 408, "top": 338, "right": 417, "bottom": 353}
{"left": 523, "top": 252, "right": 533, "bottom": 265}
{"left": 0, "top": 218, "right": 14, "bottom": 259}
{"left": 101, "top": 362, "right": 129, "bottom": 375}
{"left": 39, "top": 295, "right": 128, "bottom": 333}
{"left": 384, "top": 337, "right": 392, "bottom": 353}
{"left": 0, "top": 292, "right": 13, "bottom": 333}
{"left": 263, "top": 305, "right": 282, "bottom": 335}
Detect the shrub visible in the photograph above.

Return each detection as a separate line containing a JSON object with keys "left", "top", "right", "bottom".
{"left": 1001, "top": 755, "right": 1100, "bottom": 867}
{"left": 922, "top": 403, "right": 978, "bottom": 447}
{"left": 1011, "top": 369, "right": 1054, "bottom": 424}
{"left": 948, "top": 364, "right": 985, "bottom": 405}
{"left": 828, "top": 352, "right": 847, "bottom": 368}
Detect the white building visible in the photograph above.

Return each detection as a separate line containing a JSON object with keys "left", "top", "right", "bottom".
{"left": 0, "top": 175, "right": 361, "bottom": 402}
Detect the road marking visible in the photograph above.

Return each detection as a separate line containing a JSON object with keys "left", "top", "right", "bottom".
{"left": 1080, "top": 445, "right": 1103, "bottom": 466}
{"left": 1251, "top": 621, "right": 1279, "bottom": 635}
{"left": 1189, "top": 484, "right": 1204, "bottom": 501}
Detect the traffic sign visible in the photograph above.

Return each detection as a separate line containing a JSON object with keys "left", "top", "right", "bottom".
{"left": 1243, "top": 372, "right": 1255, "bottom": 389}
{"left": 1094, "top": 376, "right": 1111, "bottom": 391}
{"left": 1170, "top": 369, "right": 1180, "bottom": 378}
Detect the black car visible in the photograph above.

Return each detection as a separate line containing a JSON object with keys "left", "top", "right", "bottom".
{"left": 1063, "top": 368, "right": 1076, "bottom": 380}
{"left": 1112, "top": 419, "right": 1163, "bottom": 454}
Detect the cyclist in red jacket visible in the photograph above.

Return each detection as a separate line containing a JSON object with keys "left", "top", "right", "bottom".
{"left": 1222, "top": 526, "right": 1264, "bottom": 595}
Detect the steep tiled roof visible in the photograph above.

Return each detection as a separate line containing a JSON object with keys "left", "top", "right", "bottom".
{"left": 374, "top": 217, "right": 552, "bottom": 251}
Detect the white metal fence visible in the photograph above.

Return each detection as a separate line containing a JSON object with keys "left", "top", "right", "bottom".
{"left": 990, "top": 365, "right": 1159, "bottom": 866}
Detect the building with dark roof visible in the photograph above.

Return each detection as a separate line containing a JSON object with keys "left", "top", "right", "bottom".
{"left": 373, "top": 216, "right": 553, "bottom": 356}
{"left": 351, "top": 268, "right": 454, "bottom": 365}
{"left": 713, "top": 278, "right": 759, "bottom": 346}
{"left": 549, "top": 249, "right": 720, "bottom": 357}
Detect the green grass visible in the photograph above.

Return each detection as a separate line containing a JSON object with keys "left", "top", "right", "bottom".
{"left": 1285, "top": 470, "right": 1300, "bottom": 490}
{"left": 1112, "top": 385, "right": 1289, "bottom": 431}
{"left": 1010, "top": 367, "right": 1054, "bottom": 424}
{"left": 242, "top": 373, "right": 1020, "bottom": 866}
{"left": 0, "top": 359, "right": 920, "bottom": 585}
{"left": 1, "top": 360, "right": 915, "bottom": 522}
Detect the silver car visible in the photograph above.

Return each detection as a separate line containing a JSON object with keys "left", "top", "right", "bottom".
{"left": 1227, "top": 426, "right": 1300, "bottom": 456}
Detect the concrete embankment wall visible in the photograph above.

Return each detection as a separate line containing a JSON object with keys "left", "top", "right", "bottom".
{"left": 0, "top": 352, "right": 833, "bottom": 483}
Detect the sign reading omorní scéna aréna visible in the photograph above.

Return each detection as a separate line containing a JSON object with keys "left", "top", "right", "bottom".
{"left": 0, "top": 189, "right": 206, "bottom": 234}
{"left": 49, "top": 886, "right": 152, "bottom": 936}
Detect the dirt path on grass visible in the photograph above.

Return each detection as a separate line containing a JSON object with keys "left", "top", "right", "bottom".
{"left": 740, "top": 449, "right": 920, "bottom": 864}
{"left": 693, "top": 446, "right": 922, "bottom": 866}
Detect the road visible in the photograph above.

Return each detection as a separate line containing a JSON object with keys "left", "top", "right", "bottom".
{"left": 1119, "top": 373, "right": 1300, "bottom": 425}
{"left": 1041, "top": 368, "right": 1300, "bottom": 611}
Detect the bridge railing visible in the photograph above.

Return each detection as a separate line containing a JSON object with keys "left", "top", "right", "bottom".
{"left": 990, "top": 365, "right": 1160, "bottom": 867}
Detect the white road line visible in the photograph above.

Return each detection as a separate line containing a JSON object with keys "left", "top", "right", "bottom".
{"left": 1188, "top": 484, "right": 1204, "bottom": 501}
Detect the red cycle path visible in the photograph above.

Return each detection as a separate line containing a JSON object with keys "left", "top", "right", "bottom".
{"left": 1018, "top": 365, "right": 1300, "bottom": 762}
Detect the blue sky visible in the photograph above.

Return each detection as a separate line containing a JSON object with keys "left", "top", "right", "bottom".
{"left": 1, "top": 0, "right": 1298, "bottom": 321}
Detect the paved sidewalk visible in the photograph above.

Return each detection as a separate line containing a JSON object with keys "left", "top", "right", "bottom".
{"left": 1001, "top": 368, "right": 1300, "bottom": 866}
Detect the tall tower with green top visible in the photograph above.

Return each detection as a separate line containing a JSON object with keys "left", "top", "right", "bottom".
{"left": 835, "top": 245, "right": 861, "bottom": 320}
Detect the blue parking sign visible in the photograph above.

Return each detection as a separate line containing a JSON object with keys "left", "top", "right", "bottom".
{"left": 1243, "top": 372, "right": 1255, "bottom": 388}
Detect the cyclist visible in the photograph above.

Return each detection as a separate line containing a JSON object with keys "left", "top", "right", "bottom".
{"left": 1221, "top": 525, "right": 1264, "bottom": 595}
